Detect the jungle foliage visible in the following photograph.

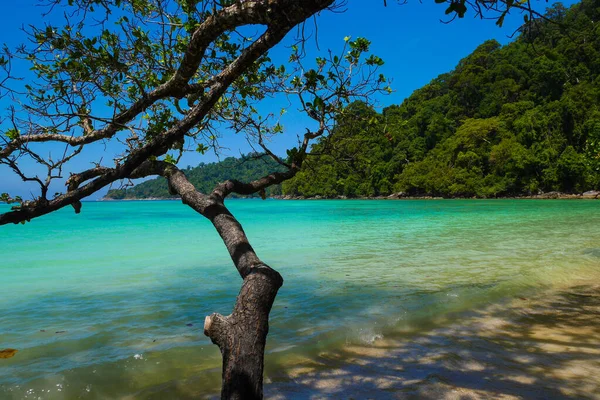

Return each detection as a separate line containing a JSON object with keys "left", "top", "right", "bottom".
{"left": 283, "top": 0, "right": 600, "bottom": 198}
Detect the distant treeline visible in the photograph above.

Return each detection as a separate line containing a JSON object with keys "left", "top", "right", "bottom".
{"left": 110, "top": 0, "right": 600, "bottom": 200}
{"left": 283, "top": 0, "right": 600, "bottom": 198}
{"left": 105, "top": 156, "right": 284, "bottom": 199}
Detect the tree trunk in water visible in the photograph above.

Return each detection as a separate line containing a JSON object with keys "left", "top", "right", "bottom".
{"left": 203, "top": 203, "right": 283, "bottom": 399}
{"left": 135, "top": 165, "right": 289, "bottom": 398}
{"left": 204, "top": 265, "right": 282, "bottom": 399}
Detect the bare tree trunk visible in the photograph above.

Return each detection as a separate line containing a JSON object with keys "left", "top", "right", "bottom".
{"left": 204, "top": 265, "right": 282, "bottom": 399}
{"left": 128, "top": 162, "right": 289, "bottom": 398}
{"left": 203, "top": 203, "right": 283, "bottom": 399}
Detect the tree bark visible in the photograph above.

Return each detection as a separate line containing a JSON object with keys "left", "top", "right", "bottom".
{"left": 203, "top": 203, "right": 283, "bottom": 400}
{"left": 133, "top": 163, "right": 285, "bottom": 399}
{"left": 204, "top": 265, "right": 282, "bottom": 399}
{"left": 73, "top": 160, "right": 291, "bottom": 398}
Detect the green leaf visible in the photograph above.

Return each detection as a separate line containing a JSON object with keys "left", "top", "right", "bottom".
{"left": 164, "top": 154, "right": 176, "bottom": 164}
{"left": 5, "top": 129, "right": 20, "bottom": 141}
{"left": 0, "top": 193, "right": 22, "bottom": 205}
{"left": 196, "top": 144, "right": 209, "bottom": 154}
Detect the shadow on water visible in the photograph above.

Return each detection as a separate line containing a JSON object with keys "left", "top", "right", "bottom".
{"left": 261, "top": 285, "right": 600, "bottom": 399}
{"left": 3, "top": 281, "right": 600, "bottom": 399}
{"left": 102, "top": 284, "right": 600, "bottom": 399}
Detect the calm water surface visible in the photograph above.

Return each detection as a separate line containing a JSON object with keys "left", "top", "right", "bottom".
{"left": 1, "top": 200, "right": 599, "bottom": 398}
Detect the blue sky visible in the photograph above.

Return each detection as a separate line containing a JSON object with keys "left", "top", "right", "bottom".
{"left": 0, "top": 0, "right": 577, "bottom": 199}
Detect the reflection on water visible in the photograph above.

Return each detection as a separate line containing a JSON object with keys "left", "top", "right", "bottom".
{"left": 0, "top": 200, "right": 599, "bottom": 399}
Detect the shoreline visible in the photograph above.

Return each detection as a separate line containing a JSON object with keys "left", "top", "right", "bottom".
{"left": 100, "top": 190, "right": 600, "bottom": 201}
{"left": 2, "top": 201, "right": 599, "bottom": 399}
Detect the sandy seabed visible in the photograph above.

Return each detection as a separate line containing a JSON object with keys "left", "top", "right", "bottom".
{"left": 264, "top": 284, "right": 600, "bottom": 399}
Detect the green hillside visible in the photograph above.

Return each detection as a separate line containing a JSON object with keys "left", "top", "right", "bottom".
{"left": 109, "top": 1, "right": 600, "bottom": 200}
{"left": 104, "top": 156, "right": 285, "bottom": 199}
{"left": 283, "top": 0, "right": 600, "bottom": 198}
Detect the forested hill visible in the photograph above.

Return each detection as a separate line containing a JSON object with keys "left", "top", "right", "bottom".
{"left": 108, "top": 1, "right": 600, "bottom": 201}
{"left": 282, "top": 0, "right": 600, "bottom": 198}
{"left": 104, "top": 156, "right": 284, "bottom": 199}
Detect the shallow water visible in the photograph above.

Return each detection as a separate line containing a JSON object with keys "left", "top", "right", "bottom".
{"left": 1, "top": 200, "right": 599, "bottom": 399}
{"left": 266, "top": 284, "right": 600, "bottom": 399}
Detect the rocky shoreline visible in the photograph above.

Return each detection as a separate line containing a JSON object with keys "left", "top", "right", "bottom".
{"left": 272, "top": 190, "right": 600, "bottom": 201}
{"left": 100, "top": 197, "right": 179, "bottom": 201}
{"left": 101, "top": 190, "right": 600, "bottom": 201}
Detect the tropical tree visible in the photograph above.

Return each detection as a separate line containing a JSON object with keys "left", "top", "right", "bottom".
{"left": 0, "top": 0, "right": 550, "bottom": 398}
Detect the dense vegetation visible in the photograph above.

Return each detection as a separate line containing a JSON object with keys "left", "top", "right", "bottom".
{"left": 283, "top": 0, "right": 600, "bottom": 198}
{"left": 113, "top": 1, "right": 600, "bottom": 200}
{"left": 105, "top": 156, "right": 284, "bottom": 199}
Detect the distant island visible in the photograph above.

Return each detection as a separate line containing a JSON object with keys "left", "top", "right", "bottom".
{"left": 106, "top": 2, "right": 600, "bottom": 201}
{"left": 103, "top": 150, "right": 599, "bottom": 200}
{"left": 104, "top": 156, "right": 285, "bottom": 200}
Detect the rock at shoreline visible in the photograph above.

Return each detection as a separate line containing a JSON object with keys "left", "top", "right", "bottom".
{"left": 535, "top": 191, "right": 563, "bottom": 199}
{"left": 526, "top": 191, "right": 600, "bottom": 199}
{"left": 387, "top": 192, "right": 406, "bottom": 199}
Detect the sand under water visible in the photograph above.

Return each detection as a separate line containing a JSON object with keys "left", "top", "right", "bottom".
{"left": 265, "top": 284, "right": 600, "bottom": 399}
{"left": 2, "top": 200, "right": 600, "bottom": 399}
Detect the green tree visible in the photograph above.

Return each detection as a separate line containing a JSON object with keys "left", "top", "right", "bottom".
{"left": 285, "top": 0, "right": 600, "bottom": 200}
{"left": 0, "top": 0, "right": 564, "bottom": 398}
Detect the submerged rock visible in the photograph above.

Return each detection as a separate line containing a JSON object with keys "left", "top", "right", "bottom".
{"left": 0, "top": 349, "right": 18, "bottom": 359}
{"left": 583, "top": 248, "right": 600, "bottom": 258}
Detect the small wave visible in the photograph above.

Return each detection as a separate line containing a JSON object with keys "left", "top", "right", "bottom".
{"left": 269, "top": 344, "right": 297, "bottom": 353}
{"left": 352, "top": 328, "right": 384, "bottom": 345}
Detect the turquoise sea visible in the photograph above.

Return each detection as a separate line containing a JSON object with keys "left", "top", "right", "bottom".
{"left": 1, "top": 200, "right": 599, "bottom": 399}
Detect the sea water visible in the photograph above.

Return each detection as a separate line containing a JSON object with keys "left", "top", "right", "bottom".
{"left": 1, "top": 200, "right": 599, "bottom": 398}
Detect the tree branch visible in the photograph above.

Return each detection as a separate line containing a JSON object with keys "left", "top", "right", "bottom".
{"left": 0, "top": 1, "right": 336, "bottom": 226}
{"left": 0, "top": 0, "right": 336, "bottom": 159}
{"left": 212, "top": 167, "right": 299, "bottom": 201}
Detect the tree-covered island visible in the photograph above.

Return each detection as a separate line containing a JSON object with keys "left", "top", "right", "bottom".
{"left": 110, "top": 0, "right": 600, "bottom": 201}
{"left": 1, "top": 0, "right": 599, "bottom": 399}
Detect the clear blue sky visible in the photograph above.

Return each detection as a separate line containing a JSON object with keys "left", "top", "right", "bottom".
{"left": 0, "top": 0, "right": 577, "bottom": 199}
